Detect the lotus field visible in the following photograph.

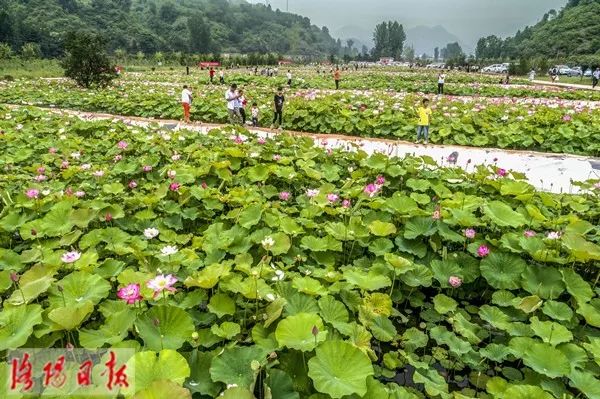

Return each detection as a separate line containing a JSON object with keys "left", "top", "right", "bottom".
{"left": 1, "top": 67, "right": 600, "bottom": 399}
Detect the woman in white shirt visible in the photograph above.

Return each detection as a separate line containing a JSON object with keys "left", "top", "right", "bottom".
{"left": 181, "top": 85, "right": 193, "bottom": 123}
{"left": 437, "top": 72, "right": 446, "bottom": 95}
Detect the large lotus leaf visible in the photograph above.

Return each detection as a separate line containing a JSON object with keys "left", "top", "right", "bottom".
{"left": 308, "top": 340, "right": 374, "bottom": 398}
{"left": 293, "top": 276, "right": 328, "bottom": 296}
{"left": 482, "top": 201, "right": 527, "bottom": 227}
{"left": 480, "top": 252, "right": 526, "bottom": 290}
{"left": 577, "top": 300, "right": 600, "bottom": 328}
{"left": 516, "top": 341, "right": 571, "bottom": 378}
{"left": 238, "top": 203, "right": 263, "bottom": 228}
{"left": 133, "top": 380, "right": 192, "bottom": 399}
{"left": 207, "top": 293, "right": 236, "bottom": 318}
{"left": 318, "top": 296, "right": 349, "bottom": 325}
{"left": 404, "top": 217, "right": 437, "bottom": 239}
{"left": 513, "top": 295, "right": 543, "bottom": 314}
{"left": 562, "top": 232, "right": 600, "bottom": 261}
{"left": 343, "top": 269, "right": 391, "bottom": 291}
{"left": 401, "top": 328, "right": 429, "bottom": 351}
{"left": 412, "top": 368, "right": 449, "bottom": 397}
{"left": 433, "top": 294, "right": 458, "bottom": 314}
{"left": 542, "top": 300, "right": 573, "bottom": 322}
{"left": 48, "top": 300, "right": 94, "bottom": 330}
{"left": 184, "top": 263, "right": 231, "bottom": 289}
{"left": 429, "top": 326, "right": 472, "bottom": 355}
{"left": 430, "top": 259, "right": 461, "bottom": 287}
{"left": 283, "top": 291, "right": 319, "bottom": 316}
{"left": 367, "top": 315, "right": 397, "bottom": 342}
{"left": 209, "top": 346, "right": 268, "bottom": 389}
{"left": 569, "top": 370, "right": 600, "bottom": 399}
{"left": 123, "top": 350, "right": 190, "bottom": 396}
{"left": 529, "top": 316, "right": 573, "bottom": 346}
{"left": 399, "top": 263, "right": 433, "bottom": 287}
{"left": 6, "top": 263, "right": 56, "bottom": 305}
{"left": 562, "top": 269, "right": 593, "bottom": 304}
{"left": 136, "top": 305, "right": 195, "bottom": 351}
{"left": 275, "top": 313, "right": 327, "bottom": 351}
{"left": 0, "top": 304, "right": 43, "bottom": 350}
{"left": 521, "top": 266, "right": 564, "bottom": 299}
{"left": 368, "top": 220, "right": 397, "bottom": 237}
{"left": 269, "top": 232, "right": 292, "bottom": 255}
{"left": 503, "top": 385, "right": 554, "bottom": 399}
{"left": 47, "top": 271, "right": 111, "bottom": 308}
{"left": 211, "top": 321, "right": 241, "bottom": 339}
{"left": 184, "top": 349, "right": 221, "bottom": 397}
{"left": 79, "top": 300, "right": 136, "bottom": 348}
{"left": 220, "top": 387, "right": 255, "bottom": 399}
{"left": 268, "top": 369, "right": 300, "bottom": 399}
{"left": 264, "top": 297, "right": 286, "bottom": 328}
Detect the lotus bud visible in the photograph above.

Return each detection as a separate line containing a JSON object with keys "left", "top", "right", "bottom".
{"left": 10, "top": 272, "right": 20, "bottom": 283}
{"left": 192, "top": 332, "right": 199, "bottom": 340}
{"left": 153, "top": 318, "right": 160, "bottom": 327}
{"left": 57, "top": 285, "right": 64, "bottom": 292}
{"left": 311, "top": 325, "right": 319, "bottom": 337}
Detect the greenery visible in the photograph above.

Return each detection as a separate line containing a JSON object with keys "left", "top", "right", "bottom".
{"left": 0, "top": 0, "right": 341, "bottom": 58}
{"left": 372, "top": 21, "right": 406, "bottom": 60}
{"left": 476, "top": 0, "right": 600, "bottom": 65}
{"left": 62, "top": 31, "right": 115, "bottom": 88}
{"left": 0, "top": 104, "right": 599, "bottom": 398}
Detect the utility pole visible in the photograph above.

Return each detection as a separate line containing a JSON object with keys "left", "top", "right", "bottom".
{"left": 286, "top": 0, "right": 289, "bottom": 11}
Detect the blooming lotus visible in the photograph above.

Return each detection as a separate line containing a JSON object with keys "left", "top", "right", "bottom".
{"left": 375, "top": 175, "right": 385, "bottom": 185}
{"left": 342, "top": 199, "right": 351, "bottom": 208}
{"left": 60, "top": 161, "right": 69, "bottom": 169}
{"left": 74, "top": 191, "right": 85, "bottom": 198}
{"left": 80, "top": 163, "right": 91, "bottom": 170}
{"left": 306, "top": 189, "right": 320, "bottom": 198}
{"left": 258, "top": 137, "right": 266, "bottom": 145}
{"left": 524, "top": 230, "right": 537, "bottom": 238}
{"left": 49, "top": 147, "right": 57, "bottom": 154}
{"left": 144, "top": 228, "right": 159, "bottom": 239}
{"left": 117, "top": 283, "right": 142, "bottom": 304}
{"left": 35, "top": 174, "right": 47, "bottom": 182}
{"left": 147, "top": 274, "right": 177, "bottom": 297}
{"left": 327, "top": 193, "right": 339, "bottom": 203}
{"left": 117, "top": 140, "right": 128, "bottom": 149}
{"left": 113, "top": 154, "right": 122, "bottom": 162}
{"left": 546, "top": 231, "right": 562, "bottom": 240}
{"left": 172, "top": 153, "right": 181, "bottom": 161}
{"left": 477, "top": 245, "right": 490, "bottom": 258}
{"left": 160, "top": 245, "right": 178, "bottom": 256}
{"left": 92, "top": 170, "right": 104, "bottom": 178}
{"left": 279, "top": 192, "right": 291, "bottom": 201}
{"left": 26, "top": 189, "right": 39, "bottom": 199}
{"left": 364, "top": 183, "right": 379, "bottom": 197}
{"left": 37, "top": 167, "right": 46, "bottom": 174}
{"left": 61, "top": 251, "right": 81, "bottom": 263}
{"left": 464, "top": 228, "right": 476, "bottom": 239}
{"left": 448, "top": 276, "right": 462, "bottom": 288}
{"left": 128, "top": 180, "right": 137, "bottom": 189}
{"left": 167, "top": 170, "right": 176, "bottom": 179}
{"left": 169, "top": 182, "right": 180, "bottom": 192}
{"left": 262, "top": 236, "right": 275, "bottom": 250}
{"left": 143, "top": 165, "right": 153, "bottom": 172}
{"left": 273, "top": 154, "right": 281, "bottom": 161}
{"left": 497, "top": 168, "right": 507, "bottom": 177}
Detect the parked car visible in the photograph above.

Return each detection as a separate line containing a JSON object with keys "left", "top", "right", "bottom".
{"left": 425, "top": 63, "right": 446, "bottom": 69}
{"left": 569, "top": 66, "right": 583, "bottom": 77}
{"left": 584, "top": 69, "right": 593, "bottom": 77}
{"left": 481, "top": 64, "right": 508, "bottom": 74}
{"left": 555, "top": 65, "right": 581, "bottom": 76}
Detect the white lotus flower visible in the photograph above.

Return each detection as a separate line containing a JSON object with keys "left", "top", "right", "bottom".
{"left": 144, "top": 228, "right": 159, "bottom": 239}
{"left": 261, "top": 236, "right": 275, "bottom": 250}
{"left": 160, "top": 245, "right": 178, "bottom": 256}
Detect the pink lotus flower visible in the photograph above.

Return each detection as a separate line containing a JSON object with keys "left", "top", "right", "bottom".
{"left": 279, "top": 191, "right": 291, "bottom": 201}
{"left": 201, "top": 181, "right": 208, "bottom": 189}
{"left": 448, "top": 276, "right": 463, "bottom": 288}
{"left": 477, "top": 245, "right": 490, "bottom": 258}
{"left": 167, "top": 170, "right": 176, "bottom": 180}
{"left": 432, "top": 209, "right": 441, "bottom": 220}
{"left": 306, "top": 189, "right": 320, "bottom": 198}
{"left": 61, "top": 161, "right": 69, "bottom": 169}
{"left": 497, "top": 168, "right": 507, "bottom": 177}
{"left": 258, "top": 137, "right": 266, "bottom": 145}
{"left": 342, "top": 199, "right": 351, "bottom": 208}
{"left": 75, "top": 191, "right": 86, "bottom": 198}
{"left": 61, "top": 251, "right": 81, "bottom": 263}
{"left": 37, "top": 167, "right": 46, "bottom": 174}
{"left": 169, "top": 182, "right": 180, "bottom": 192}
{"left": 104, "top": 213, "right": 112, "bottom": 222}
{"left": 35, "top": 174, "right": 47, "bottom": 182}
{"left": 92, "top": 170, "right": 104, "bottom": 178}
{"left": 147, "top": 274, "right": 178, "bottom": 297}
{"left": 117, "top": 140, "right": 128, "bottom": 149}
{"left": 49, "top": 147, "right": 57, "bottom": 154}
{"left": 128, "top": 180, "right": 137, "bottom": 189}
{"left": 26, "top": 189, "right": 39, "bottom": 199}
{"left": 143, "top": 165, "right": 153, "bottom": 172}
{"left": 172, "top": 153, "right": 181, "bottom": 161}
{"left": 327, "top": 193, "right": 339, "bottom": 203}
{"left": 65, "top": 187, "right": 73, "bottom": 196}
{"left": 364, "top": 183, "right": 379, "bottom": 198}
{"left": 273, "top": 154, "right": 281, "bottom": 161}
{"left": 524, "top": 230, "right": 537, "bottom": 238}
{"left": 117, "top": 283, "right": 142, "bottom": 304}
{"left": 375, "top": 175, "right": 386, "bottom": 185}
{"left": 546, "top": 231, "right": 562, "bottom": 240}
{"left": 563, "top": 115, "right": 572, "bottom": 122}
{"left": 113, "top": 154, "right": 123, "bottom": 162}
{"left": 464, "top": 228, "right": 476, "bottom": 239}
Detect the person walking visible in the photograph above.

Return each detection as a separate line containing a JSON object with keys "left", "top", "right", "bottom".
{"left": 225, "top": 84, "right": 241, "bottom": 124}
{"left": 416, "top": 98, "right": 432, "bottom": 145}
{"left": 437, "top": 72, "right": 446, "bottom": 95}
{"left": 181, "top": 85, "right": 193, "bottom": 124}
{"left": 270, "top": 87, "right": 285, "bottom": 130}
{"left": 334, "top": 67, "right": 341, "bottom": 90}
{"left": 251, "top": 102, "right": 260, "bottom": 127}
{"left": 287, "top": 70, "right": 292, "bottom": 87}
{"left": 209, "top": 67, "right": 215, "bottom": 84}
{"left": 237, "top": 89, "right": 247, "bottom": 125}
{"left": 219, "top": 69, "right": 225, "bottom": 84}
{"left": 529, "top": 68, "right": 536, "bottom": 81}
{"left": 593, "top": 68, "right": 600, "bottom": 89}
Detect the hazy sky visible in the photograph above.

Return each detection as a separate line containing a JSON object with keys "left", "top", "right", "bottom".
{"left": 248, "top": 0, "right": 568, "bottom": 44}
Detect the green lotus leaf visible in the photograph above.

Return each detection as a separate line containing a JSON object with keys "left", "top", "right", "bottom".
{"left": 521, "top": 266, "right": 565, "bottom": 299}
{"left": 220, "top": 387, "right": 255, "bottom": 399}
{"left": 293, "top": 276, "right": 328, "bottom": 296}
{"left": 269, "top": 232, "right": 292, "bottom": 255}
{"left": 284, "top": 291, "right": 319, "bottom": 316}
{"left": 516, "top": 341, "right": 571, "bottom": 378}
{"left": 264, "top": 297, "right": 286, "bottom": 328}
{"left": 367, "top": 315, "right": 397, "bottom": 342}
{"left": 562, "top": 232, "right": 600, "bottom": 261}
{"left": 562, "top": 269, "right": 593, "bottom": 304}
{"left": 430, "top": 259, "right": 461, "bottom": 287}
{"left": 268, "top": 369, "right": 300, "bottom": 399}
{"left": 48, "top": 300, "right": 94, "bottom": 330}
{"left": 368, "top": 220, "right": 397, "bottom": 237}
{"left": 102, "top": 182, "right": 125, "bottom": 195}
{"left": 308, "top": 340, "right": 374, "bottom": 398}
{"left": 399, "top": 263, "right": 433, "bottom": 287}
{"left": 383, "top": 253, "right": 413, "bottom": 272}
{"left": 577, "top": 300, "right": 600, "bottom": 328}
{"left": 123, "top": 350, "right": 190, "bottom": 396}
{"left": 480, "top": 343, "right": 512, "bottom": 362}
{"left": 183, "top": 349, "right": 221, "bottom": 397}
{"left": 451, "top": 312, "right": 484, "bottom": 344}
{"left": 0, "top": 304, "right": 43, "bottom": 350}
{"left": 569, "top": 370, "right": 600, "bottom": 399}
{"left": 275, "top": 313, "right": 327, "bottom": 351}
{"left": 542, "top": 300, "right": 573, "bottom": 321}
{"left": 6, "top": 263, "right": 56, "bottom": 305}
{"left": 559, "top": 343, "right": 590, "bottom": 371}
{"left": 136, "top": 305, "right": 195, "bottom": 351}
{"left": 133, "top": 380, "right": 192, "bottom": 399}
{"left": 401, "top": 328, "right": 428, "bottom": 351}
{"left": 503, "top": 385, "right": 554, "bottom": 399}
{"left": 513, "top": 295, "right": 543, "bottom": 314}
{"left": 238, "top": 203, "right": 263, "bottom": 228}
{"left": 412, "top": 368, "right": 449, "bottom": 397}
{"left": 318, "top": 296, "right": 349, "bottom": 325}
{"left": 344, "top": 269, "right": 391, "bottom": 291}
{"left": 492, "top": 290, "right": 516, "bottom": 307}
{"left": 184, "top": 263, "right": 231, "bottom": 289}
{"left": 404, "top": 217, "right": 437, "bottom": 239}
{"left": 47, "top": 271, "right": 111, "bottom": 308}
{"left": 529, "top": 316, "right": 573, "bottom": 346}
{"left": 429, "top": 326, "right": 472, "bottom": 355}
{"left": 368, "top": 238, "right": 394, "bottom": 256}
{"left": 209, "top": 345, "right": 268, "bottom": 389}
{"left": 210, "top": 321, "right": 241, "bottom": 339}
{"left": 480, "top": 252, "right": 526, "bottom": 289}
{"left": 207, "top": 293, "right": 236, "bottom": 318}
{"left": 79, "top": 300, "right": 136, "bottom": 348}
{"left": 482, "top": 200, "right": 527, "bottom": 227}
{"left": 433, "top": 294, "right": 458, "bottom": 314}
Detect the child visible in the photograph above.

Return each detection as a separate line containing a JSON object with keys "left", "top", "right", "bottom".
{"left": 251, "top": 102, "right": 260, "bottom": 127}
{"left": 181, "top": 85, "right": 193, "bottom": 123}
{"left": 287, "top": 70, "right": 292, "bottom": 87}
{"left": 237, "top": 89, "right": 247, "bottom": 125}
{"left": 271, "top": 87, "right": 285, "bottom": 129}
{"left": 416, "top": 98, "right": 432, "bottom": 145}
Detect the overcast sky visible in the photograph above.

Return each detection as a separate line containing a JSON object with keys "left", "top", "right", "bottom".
{"left": 247, "top": 0, "right": 568, "bottom": 44}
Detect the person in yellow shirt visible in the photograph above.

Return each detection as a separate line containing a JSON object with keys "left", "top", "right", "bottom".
{"left": 416, "top": 98, "right": 432, "bottom": 145}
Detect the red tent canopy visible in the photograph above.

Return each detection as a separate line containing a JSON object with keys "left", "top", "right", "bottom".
{"left": 198, "top": 62, "right": 221, "bottom": 68}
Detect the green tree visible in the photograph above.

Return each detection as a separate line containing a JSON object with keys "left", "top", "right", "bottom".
{"left": 62, "top": 31, "right": 115, "bottom": 88}
{"left": 0, "top": 42, "right": 13, "bottom": 59}
{"left": 20, "top": 43, "right": 41, "bottom": 60}
{"left": 403, "top": 45, "right": 415, "bottom": 62}
{"left": 372, "top": 21, "right": 405, "bottom": 59}
{"left": 188, "top": 13, "right": 211, "bottom": 53}
{"left": 434, "top": 47, "right": 439, "bottom": 61}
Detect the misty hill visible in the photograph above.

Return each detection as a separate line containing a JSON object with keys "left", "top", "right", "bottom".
{"left": 477, "top": 0, "right": 600, "bottom": 60}
{"left": 405, "top": 25, "right": 469, "bottom": 56}
{"left": 0, "top": 0, "right": 341, "bottom": 57}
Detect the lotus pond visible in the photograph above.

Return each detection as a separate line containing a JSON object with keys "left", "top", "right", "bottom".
{"left": 1, "top": 105, "right": 600, "bottom": 398}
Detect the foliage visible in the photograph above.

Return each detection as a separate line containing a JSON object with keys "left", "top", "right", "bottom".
{"left": 61, "top": 31, "right": 115, "bottom": 88}
{"left": 0, "top": 104, "right": 599, "bottom": 398}
{"left": 372, "top": 21, "right": 406, "bottom": 60}
{"left": 0, "top": 42, "right": 13, "bottom": 59}
{"left": 20, "top": 42, "right": 41, "bottom": 60}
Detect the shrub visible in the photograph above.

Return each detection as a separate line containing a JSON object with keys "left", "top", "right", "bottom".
{"left": 62, "top": 31, "right": 115, "bottom": 88}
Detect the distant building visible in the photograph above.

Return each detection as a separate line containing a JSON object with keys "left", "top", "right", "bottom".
{"left": 379, "top": 57, "right": 394, "bottom": 65}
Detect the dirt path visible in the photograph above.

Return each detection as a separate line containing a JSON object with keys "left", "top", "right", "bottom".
{"left": 5, "top": 104, "right": 599, "bottom": 194}
{"left": 532, "top": 80, "right": 600, "bottom": 91}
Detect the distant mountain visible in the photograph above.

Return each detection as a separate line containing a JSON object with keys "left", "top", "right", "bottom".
{"left": 405, "top": 25, "right": 470, "bottom": 57}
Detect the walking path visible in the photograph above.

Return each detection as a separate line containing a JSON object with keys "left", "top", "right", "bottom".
{"left": 6, "top": 104, "right": 600, "bottom": 194}
{"left": 532, "top": 80, "right": 600, "bottom": 91}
